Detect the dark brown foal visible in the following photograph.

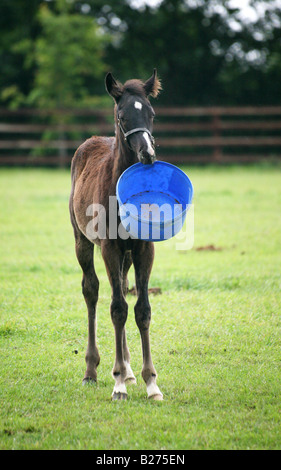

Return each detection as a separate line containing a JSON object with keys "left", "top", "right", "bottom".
{"left": 69, "top": 70, "right": 163, "bottom": 400}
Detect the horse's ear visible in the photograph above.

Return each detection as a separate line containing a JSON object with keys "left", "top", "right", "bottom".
{"left": 105, "top": 72, "right": 123, "bottom": 102}
{"left": 144, "top": 69, "right": 162, "bottom": 98}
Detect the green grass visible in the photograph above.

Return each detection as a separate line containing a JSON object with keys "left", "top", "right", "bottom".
{"left": 0, "top": 165, "right": 280, "bottom": 450}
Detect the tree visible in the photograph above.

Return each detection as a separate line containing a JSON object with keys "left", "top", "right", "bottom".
{"left": 21, "top": 0, "right": 111, "bottom": 166}
{"left": 28, "top": 1, "right": 110, "bottom": 108}
{"left": 1, "top": 0, "right": 280, "bottom": 108}
{"left": 93, "top": 0, "right": 242, "bottom": 104}
{"left": 0, "top": 0, "right": 42, "bottom": 108}
{"left": 83, "top": 0, "right": 281, "bottom": 105}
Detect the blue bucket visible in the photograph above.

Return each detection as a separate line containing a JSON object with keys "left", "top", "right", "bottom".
{"left": 116, "top": 161, "right": 193, "bottom": 242}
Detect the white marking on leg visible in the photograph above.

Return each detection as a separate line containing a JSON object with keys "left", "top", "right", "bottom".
{"left": 124, "top": 361, "right": 137, "bottom": 383}
{"left": 146, "top": 378, "right": 163, "bottom": 399}
{"left": 112, "top": 380, "right": 127, "bottom": 395}
{"left": 143, "top": 132, "right": 155, "bottom": 156}
{"left": 134, "top": 101, "right": 142, "bottom": 110}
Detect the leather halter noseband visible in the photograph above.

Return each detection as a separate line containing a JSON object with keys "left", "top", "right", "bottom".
{"left": 117, "top": 117, "right": 155, "bottom": 147}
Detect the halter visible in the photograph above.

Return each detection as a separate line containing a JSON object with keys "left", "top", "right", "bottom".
{"left": 117, "top": 117, "right": 155, "bottom": 148}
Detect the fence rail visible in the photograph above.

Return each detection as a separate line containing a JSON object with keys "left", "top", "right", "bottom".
{"left": 0, "top": 106, "right": 281, "bottom": 166}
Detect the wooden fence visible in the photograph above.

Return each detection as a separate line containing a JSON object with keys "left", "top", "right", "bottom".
{"left": 0, "top": 106, "right": 281, "bottom": 166}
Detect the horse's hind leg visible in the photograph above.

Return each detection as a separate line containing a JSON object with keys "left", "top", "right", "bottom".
{"left": 101, "top": 240, "right": 129, "bottom": 400}
{"left": 132, "top": 242, "right": 163, "bottom": 400}
{"left": 75, "top": 230, "right": 100, "bottom": 384}
{"left": 122, "top": 251, "right": 136, "bottom": 385}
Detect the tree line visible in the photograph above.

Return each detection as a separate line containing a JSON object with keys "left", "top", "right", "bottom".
{"left": 1, "top": 0, "right": 280, "bottom": 109}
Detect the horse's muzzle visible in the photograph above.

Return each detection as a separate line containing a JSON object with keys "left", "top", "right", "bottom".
{"left": 138, "top": 151, "right": 156, "bottom": 165}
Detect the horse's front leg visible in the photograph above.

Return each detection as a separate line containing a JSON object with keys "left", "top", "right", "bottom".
{"left": 101, "top": 240, "right": 130, "bottom": 400}
{"left": 132, "top": 242, "right": 163, "bottom": 400}
{"left": 74, "top": 230, "right": 100, "bottom": 384}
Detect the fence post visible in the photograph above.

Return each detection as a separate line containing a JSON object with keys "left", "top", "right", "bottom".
{"left": 212, "top": 113, "right": 222, "bottom": 162}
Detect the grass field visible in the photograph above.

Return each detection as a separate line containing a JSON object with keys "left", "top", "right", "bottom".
{"left": 0, "top": 165, "right": 280, "bottom": 450}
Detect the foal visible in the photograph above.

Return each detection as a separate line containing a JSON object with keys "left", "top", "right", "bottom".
{"left": 69, "top": 70, "right": 163, "bottom": 400}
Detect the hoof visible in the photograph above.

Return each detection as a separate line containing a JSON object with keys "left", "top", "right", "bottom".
{"left": 149, "top": 394, "right": 163, "bottom": 401}
{"left": 112, "top": 392, "right": 127, "bottom": 401}
{"left": 82, "top": 376, "right": 97, "bottom": 386}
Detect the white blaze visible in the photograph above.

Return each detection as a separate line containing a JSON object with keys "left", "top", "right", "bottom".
{"left": 143, "top": 132, "right": 155, "bottom": 156}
